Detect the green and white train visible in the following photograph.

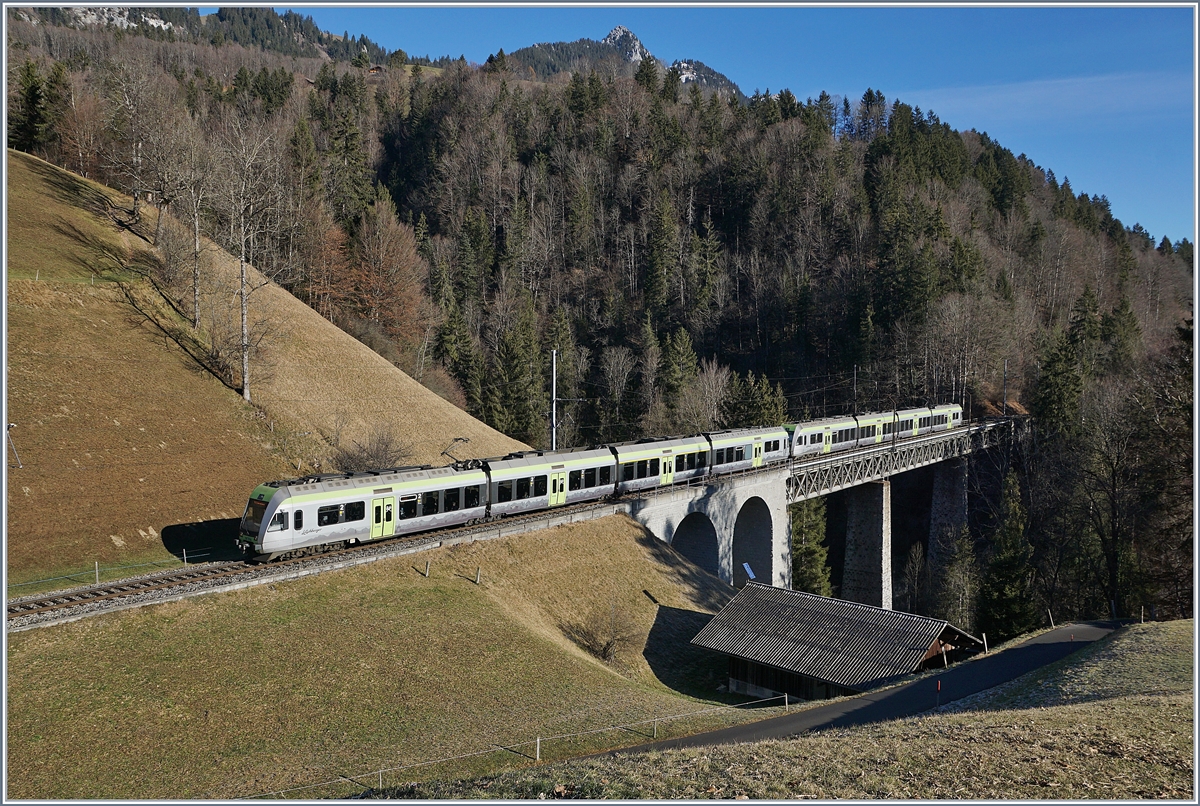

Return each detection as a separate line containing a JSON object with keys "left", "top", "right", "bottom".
{"left": 238, "top": 404, "right": 961, "bottom": 560}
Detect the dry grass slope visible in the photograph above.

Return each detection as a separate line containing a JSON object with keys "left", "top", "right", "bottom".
{"left": 383, "top": 619, "right": 1195, "bottom": 800}
{"left": 6, "top": 515, "right": 777, "bottom": 799}
{"left": 5, "top": 149, "right": 524, "bottom": 583}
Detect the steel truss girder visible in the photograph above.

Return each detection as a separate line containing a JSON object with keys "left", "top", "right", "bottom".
{"left": 785, "top": 421, "right": 1011, "bottom": 504}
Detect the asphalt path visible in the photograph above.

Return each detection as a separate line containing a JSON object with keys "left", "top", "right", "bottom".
{"left": 613, "top": 620, "right": 1119, "bottom": 755}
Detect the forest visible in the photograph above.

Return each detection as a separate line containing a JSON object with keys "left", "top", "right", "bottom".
{"left": 6, "top": 8, "right": 1193, "bottom": 635}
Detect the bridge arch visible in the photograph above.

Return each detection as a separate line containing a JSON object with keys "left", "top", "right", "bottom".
{"left": 671, "top": 511, "right": 720, "bottom": 577}
{"left": 732, "top": 496, "right": 773, "bottom": 588}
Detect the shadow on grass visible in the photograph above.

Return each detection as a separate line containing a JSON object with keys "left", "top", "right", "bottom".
{"left": 643, "top": 605, "right": 749, "bottom": 705}
{"left": 25, "top": 156, "right": 153, "bottom": 242}
{"left": 161, "top": 518, "right": 245, "bottom": 563}
{"left": 631, "top": 527, "right": 735, "bottom": 614}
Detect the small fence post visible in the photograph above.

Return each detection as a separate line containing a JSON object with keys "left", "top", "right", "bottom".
{"left": 982, "top": 632, "right": 988, "bottom": 653}
{"left": 95, "top": 561, "right": 99, "bottom": 585}
{"left": 535, "top": 737, "right": 540, "bottom": 761}
{"left": 784, "top": 693, "right": 789, "bottom": 712}
{"left": 1047, "top": 608, "right": 1055, "bottom": 628}
{"left": 379, "top": 770, "right": 382, "bottom": 791}
{"left": 653, "top": 718, "right": 657, "bottom": 738}
{"left": 182, "top": 548, "right": 187, "bottom": 566}
{"left": 425, "top": 560, "right": 430, "bottom": 577}
{"left": 475, "top": 566, "right": 481, "bottom": 585}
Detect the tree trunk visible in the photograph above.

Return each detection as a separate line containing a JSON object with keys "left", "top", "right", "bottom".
{"left": 240, "top": 221, "right": 250, "bottom": 403}
{"left": 192, "top": 207, "right": 201, "bottom": 330}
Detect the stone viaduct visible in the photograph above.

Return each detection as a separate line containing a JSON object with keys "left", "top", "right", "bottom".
{"left": 623, "top": 421, "right": 1013, "bottom": 609}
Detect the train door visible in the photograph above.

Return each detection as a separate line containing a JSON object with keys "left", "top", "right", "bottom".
{"left": 549, "top": 471, "right": 567, "bottom": 506}
{"left": 371, "top": 496, "right": 395, "bottom": 539}
{"left": 823, "top": 431, "right": 832, "bottom": 454}
{"left": 752, "top": 441, "right": 763, "bottom": 468}
{"left": 661, "top": 452, "right": 674, "bottom": 485}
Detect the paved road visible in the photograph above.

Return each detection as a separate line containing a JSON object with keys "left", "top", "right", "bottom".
{"left": 614, "top": 621, "right": 1119, "bottom": 754}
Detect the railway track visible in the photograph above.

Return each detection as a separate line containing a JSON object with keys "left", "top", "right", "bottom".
{"left": 6, "top": 496, "right": 635, "bottom": 630}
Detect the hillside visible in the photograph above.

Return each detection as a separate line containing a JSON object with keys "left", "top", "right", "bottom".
{"left": 5, "top": 515, "right": 758, "bottom": 799}
{"left": 5, "top": 150, "right": 524, "bottom": 586}
{"left": 367, "top": 619, "right": 1195, "bottom": 799}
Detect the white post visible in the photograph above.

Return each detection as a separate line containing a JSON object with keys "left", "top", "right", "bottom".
{"left": 784, "top": 693, "right": 789, "bottom": 712}
{"left": 475, "top": 567, "right": 481, "bottom": 585}
{"left": 551, "top": 349, "right": 558, "bottom": 451}
{"left": 536, "top": 737, "right": 540, "bottom": 761}
{"left": 982, "top": 632, "right": 988, "bottom": 653}
{"left": 425, "top": 560, "right": 430, "bottom": 578}
{"left": 1047, "top": 608, "right": 1055, "bottom": 628}
{"left": 183, "top": 548, "right": 187, "bottom": 566}
{"left": 653, "top": 719, "right": 657, "bottom": 738}
{"left": 95, "top": 561, "right": 99, "bottom": 585}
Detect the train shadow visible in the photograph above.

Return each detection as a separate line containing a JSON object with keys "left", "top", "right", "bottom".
{"left": 161, "top": 519, "right": 245, "bottom": 563}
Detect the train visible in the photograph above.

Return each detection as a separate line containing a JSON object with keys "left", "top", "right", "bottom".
{"left": 237, "top": 403, "right": 962, "bottom": 560}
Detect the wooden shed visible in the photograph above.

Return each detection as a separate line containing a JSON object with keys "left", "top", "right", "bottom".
{"left": 691, "top": 584, "right": 983, "bottom": 701}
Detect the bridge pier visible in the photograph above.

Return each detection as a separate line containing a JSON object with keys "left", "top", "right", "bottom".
{"left": 842, "top": 480, "right": 892, "bottom": 609}
{"left": 928, "top": 457, "right": 968, "bottom": 567}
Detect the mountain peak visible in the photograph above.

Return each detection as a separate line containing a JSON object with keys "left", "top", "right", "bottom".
{"left": 602, "top": 25, "right": 651, "bottom": 63}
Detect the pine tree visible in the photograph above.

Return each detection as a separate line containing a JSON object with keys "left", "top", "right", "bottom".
{"left": 976, "top": 472, "right": 1038, "bottom": 642}
{"left": 633, "top": 56, "right": 659, "bottom": 96}
{"left": 9, "top": 60, "right": 47, "bottom": 153}
{"left": 644, "top": 189, "right": 676, "bottom": 321}
{"left": 791, "top": 498, "right": 832, "bottom": 596}
{"left": 1031, "top": 331, "right": 1082, "bottom": 437}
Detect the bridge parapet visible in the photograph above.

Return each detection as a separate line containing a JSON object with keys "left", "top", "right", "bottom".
{"left": 786, "top": 419, "right": 1014, "bottom": 505}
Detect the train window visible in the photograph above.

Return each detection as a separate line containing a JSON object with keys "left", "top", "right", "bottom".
{"left": 385, "top": 503, "right": 393, "bottom": 523}
{"left": 294, "top": 510, "right": 303, "bottom": 530}
{"left": 676, "top": 455, "right": 685, "bottom": 473}
{"left": 649, "top": 458, "right": 660, "bottom": 476}
{"left": 584, "top": 467, "right": 596, "bottom": 487}
{"left": 399, "top": 496, "right": 418, "bottom": 519}
{"left": 569, "top": 470, "right": 582, "bottom": 490}
{"left": 267, "top": 511, "right": 287, "bottom": 532}
{"left": 600, "top": 466, "right": 612, "bottom": 485}
{"left": 317, "top": 505, "right": 340, "bottom": 527}
{"left": 422, "top": 491, "right": 440, "bottom": 515}
{"left": 534, "top": 476, "right": 547, "bottom": 496}
{"left": 714, "top": 448, "right": 725, "bottom": 464}
{"left": 497, "top": 480, "right": 513, "bottom": 503}
{"left": 516, "top": 477, "right": 532, "bottom": 499}
{"left": 345, "top": 501, "right": 365, "bottom": 522}
{"left": 465, "top": 486, "right": 480, "bottom": 509}
{"left": 636, "top": 460, "right": 648, "bottom": 479}
{"left": 622, "top": 463, "right": 635, "bottom": 481}
{"left": 735, "top": 446, "right": 746, "bottom": 462}
{"left": 697, "top": 451, "right": 707, "bottom": 468}
{"left": 686, "top": 453, "right": 696, "bottom": 471}
{"left": 445, "top": 488, "right": 460, "bottom": 512}
{"left": 374, "top": 504, "right": 382, "bottom": 525}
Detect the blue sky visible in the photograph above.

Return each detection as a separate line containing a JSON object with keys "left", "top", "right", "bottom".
{"left": 271, "top": 5, "right": 1196, "bottom": 244}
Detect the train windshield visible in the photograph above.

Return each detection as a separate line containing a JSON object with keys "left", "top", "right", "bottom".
{"left": 242, "top": 499, "right": 268, "bottom": 534}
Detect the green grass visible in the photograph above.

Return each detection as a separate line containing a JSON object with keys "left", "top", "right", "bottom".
{"left": 374, "top": 620, "right": 1194, "bottom": 800}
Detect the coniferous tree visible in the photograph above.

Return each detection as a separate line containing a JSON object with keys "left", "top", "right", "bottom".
{"left": 791, "top": 498, "right": 832, "bottom": 596}
{"left": 977, "top": 472, "right": 1038, "bottom": 642}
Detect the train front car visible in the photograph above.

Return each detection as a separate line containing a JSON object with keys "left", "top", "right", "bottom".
{"left": 238, "top": 481, "right": 293, "bottom": 559}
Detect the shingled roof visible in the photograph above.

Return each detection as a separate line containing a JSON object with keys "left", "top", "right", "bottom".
{"left": 691, "top": 584, "right": 982, "bottom": 692}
